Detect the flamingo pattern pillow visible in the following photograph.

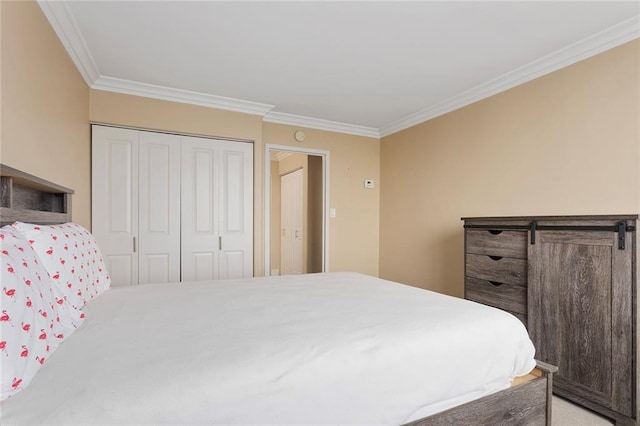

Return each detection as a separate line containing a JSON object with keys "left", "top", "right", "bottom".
{"left": 12, "top": 222, "right": 111, "bottom": 310}
{"left": 0, "top": 227, "right": 83, "bottom": 400}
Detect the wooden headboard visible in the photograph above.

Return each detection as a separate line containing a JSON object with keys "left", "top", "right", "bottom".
{"left": 0, "top": 164, "right": 73, "bottom": 226}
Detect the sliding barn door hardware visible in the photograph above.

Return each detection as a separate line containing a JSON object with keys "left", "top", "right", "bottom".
{"left": 530, "top": 221, "right": 537, "bottom": 245}
{"left": 464, "top": 221, "right": 635, "bottom": 250}
{"left": 618, "top": 221, "right": 627, "bottom": 250}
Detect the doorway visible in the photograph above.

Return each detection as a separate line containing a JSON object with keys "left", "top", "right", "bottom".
{"left": 265, "top": 145, "right": 329, "bottom": 276}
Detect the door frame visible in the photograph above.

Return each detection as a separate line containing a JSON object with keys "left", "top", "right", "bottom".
{"left": 264, "top": 144, "right": 330, "bottom": 276}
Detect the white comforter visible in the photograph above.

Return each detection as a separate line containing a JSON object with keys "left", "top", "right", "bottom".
{"left": 0, "top": 272, "right": 535, "bottom": 425}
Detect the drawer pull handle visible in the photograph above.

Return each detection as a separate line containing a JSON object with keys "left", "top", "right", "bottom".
{"left": 488, "top": 280, "right": 504, "bottom": 287}
{"left": 488, "top": 230, "right": 503, "bottom": 235}
{"left": 488, "top": 255, "right": 503, "bottom": 261}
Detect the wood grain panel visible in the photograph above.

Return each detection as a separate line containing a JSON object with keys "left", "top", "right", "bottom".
{"left": 465, "top": 276, "right": 527, "bottom": 314}
{"left": 538, "top": 230, "right": 615, "bottom": 247}
{"left": 0, "top": 164, "right": 73, "bottom": 226}
{"left": 529, "top": 233, "right": 615, "bottom": 410}
{"left": 463, "top": 215, "right": 638, "bottom": 223}
{"left": 611, "top": 232, "right": 633, "bottom": 416}
{"left": 406, "top": 375, "right": 547, "bottom": 426}
{"left": 0, "top": 207, "right": 69, "bottom": 225}
{"left": 466, "top": 230, "right": 527, "bottom": 258}
{"left": 466, "top": 254, "right": 527, "bottom": 286}
{"left": 1, "top": 176, "right": 13, "bottom": 208}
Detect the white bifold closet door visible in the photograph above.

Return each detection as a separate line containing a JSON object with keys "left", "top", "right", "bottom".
{"left": 91, "top": 126, "right": 140, "bottom": 286}
{"left": 92, "top": 126, "right": 181, "bottom": 285}
{"left": 92, "top": 125, "right": 253, "bottom": 286}
{"left": 137, "top": 131, "right": 181, "bottom": 284}
{"left": 180, "top": 136, "right": 253, "bottom": 281}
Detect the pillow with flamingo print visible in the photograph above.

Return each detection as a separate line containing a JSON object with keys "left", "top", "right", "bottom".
{"left": 12, "top": 222, "right": 111, "bottom": 310}
{"left": 0, "top": 226, "right": 84, "bottom": 400}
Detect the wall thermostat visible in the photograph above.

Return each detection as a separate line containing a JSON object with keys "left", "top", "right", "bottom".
{"left": 294, "top": 130, "right": 306, "bottom": 142}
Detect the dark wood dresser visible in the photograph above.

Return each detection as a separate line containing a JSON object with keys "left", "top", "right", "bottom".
{"left": 463, "top": 215, "right": 638, "bottom": 426}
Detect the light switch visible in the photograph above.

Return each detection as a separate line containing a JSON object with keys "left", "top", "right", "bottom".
{"left": 364, "top": 179, "right": 374, "bottom": 189}
{"left": 330, "top": 208, "right": 337, "bottom": 218}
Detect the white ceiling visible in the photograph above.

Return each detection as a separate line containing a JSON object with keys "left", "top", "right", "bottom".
{"left": 41, "top": 1, "right": 639, "bottom": 138}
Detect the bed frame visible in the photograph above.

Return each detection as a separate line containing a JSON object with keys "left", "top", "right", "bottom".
{"left": 407, "top": 361, "right": 557, "bottom": 425}
{"left": 0, "top": 163, "right": 73, "bottom": 226}
{"left": 0, "top": 164, "right": 557, "bottom": 425}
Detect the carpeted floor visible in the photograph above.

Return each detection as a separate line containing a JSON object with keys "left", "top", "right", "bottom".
{"left": 553, "top": 396, "right": 614, "bottom": 425}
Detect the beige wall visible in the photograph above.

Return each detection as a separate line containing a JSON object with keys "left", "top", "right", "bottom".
{"left": 379, "top": 40, "right": 640, "bottom": 297}
{"left": 1, "top": 0, "right": 90, "bottom": 228}
{"left": 264, "top": 123, "right": 380, "bottom": 276}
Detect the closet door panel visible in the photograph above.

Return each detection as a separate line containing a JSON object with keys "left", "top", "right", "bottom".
{"left": 219, "top": 251, "right": 245, "bottom": 280}
{"left": 194, "top": 252, "right": 215, "bottom": 281}
{"left": 138, "top": 132, "right": 181, "bottom": 284}
{"left": 280, "top": 173, "right": 291, "bottom": 275}
{"left": 292, "top": 168, "right": 304, "bottom": 275}
{"left": 218, "top": 141, "right": 253, "bottom": 279}
{"left": 280, "top": 169, "right": 303, "bottom": 276}
{"left": 91, "top": 125, "right": 139, "bottom": 286}
{"left": 181, "top": 137, "right": 219, "bottom": 282}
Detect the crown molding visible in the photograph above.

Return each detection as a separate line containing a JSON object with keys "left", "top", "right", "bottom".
{"left": 263, "top": 112, "right": 380, "bottom": 139}
{"left": 93, "top": 76, "right": 275, "bottom": 116}
{"left": 379, "top": 15, "right": 640, "bottom": 137}
{"left": 37, "top": 0, "right": 99, "bottom": 86}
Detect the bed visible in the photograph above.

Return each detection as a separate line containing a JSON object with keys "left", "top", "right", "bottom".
{"left": 0, "top": 164, "right": 556, "bottom": 425}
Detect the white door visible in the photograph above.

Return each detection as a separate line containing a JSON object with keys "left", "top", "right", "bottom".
{"left": 280, "top": 173, "right": 292, "bottom": 275}
{"left": 137, "top": 131, "right": 181, "bottom": 284}
{"left": 217, "top": 140, "right": 254, "bottom": 279}
{"left": 91, "top": 125, "right": 139, "bottom": 286}
{"left": 280, "top": 169, "right": 304, "bottom": 275}
{"left": 181, "top": 136, "right": 253, "bottom": 281}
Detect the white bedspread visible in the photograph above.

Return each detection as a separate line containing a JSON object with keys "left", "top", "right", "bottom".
{"left": 0, "top": 272, "right": 535, "bottom": 425}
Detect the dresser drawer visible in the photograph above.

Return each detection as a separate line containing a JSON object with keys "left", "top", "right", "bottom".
{"left": 466, "top": 230, "right": 527, "bottom": 259}
{"left": 465, "top": 276, "right": 527, "bottom": 315}
{"left": 466, "top": 253, "right": 527, "bottom": 286}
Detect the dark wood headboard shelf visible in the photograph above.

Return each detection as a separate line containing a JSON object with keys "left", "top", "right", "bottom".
{"left": 0, "top": 164, "right": 73, "bottom": 226}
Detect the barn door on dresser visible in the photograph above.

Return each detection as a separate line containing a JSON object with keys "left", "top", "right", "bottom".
{"left": 528, "top": 230, "right": 633, "bottom": 416}
{"left": 180, "top": 136, "right": 253, "bottom": 281}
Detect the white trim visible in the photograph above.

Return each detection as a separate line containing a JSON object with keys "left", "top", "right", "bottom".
{"left": 264, "top": 112, "right": 380, "bottom": 139}
{"left": 37, "top": 0, "right": 100, "bottom": 85}
{"left": 93, "top": 77, "right": 275, "bottom": 116}
{"left": 379, "top": 15, "right": 640, "bottom": 137}
{"left": 264, "top": 144, "right": 330, "bottom": 276}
